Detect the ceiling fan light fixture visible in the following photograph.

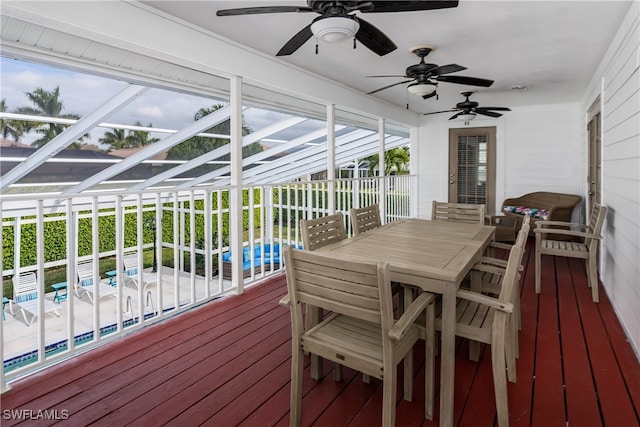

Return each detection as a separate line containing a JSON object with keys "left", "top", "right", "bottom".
{"left": 407, "top": 82, "right": 437, "bottom": 96}
{"left": 311, "top": 17, "right": 360, "bottom": 43}
{"left": 458, "top": 113, "right": 476, "bottom": 121}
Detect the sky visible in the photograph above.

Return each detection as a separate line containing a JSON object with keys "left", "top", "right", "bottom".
{"left": 1, "top": 57, "right": 231, "bottom": 147}
{"left": 0, "top": 56, "right": 327, "bottom": 149}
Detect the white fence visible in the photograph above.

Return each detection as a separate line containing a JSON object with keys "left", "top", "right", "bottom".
{"left": 0, "top": 175, "right": 414, "bottom": 387}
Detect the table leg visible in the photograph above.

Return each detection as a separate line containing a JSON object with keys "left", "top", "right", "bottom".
{"left": 308, "top": 305, "right": 323, "bottom": 380}
{"left": 439, "top": 284, "right": 456, "bottom": 427}
{"left": 468, "top": 271, "right": 482, "bottom": 361}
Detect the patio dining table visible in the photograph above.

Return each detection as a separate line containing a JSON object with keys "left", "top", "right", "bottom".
{"left": 315, "top": 218, "right": 495, "bottom": 427}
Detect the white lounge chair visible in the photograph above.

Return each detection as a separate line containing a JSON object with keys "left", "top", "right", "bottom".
{"left": 122, "top": 251, "right": 157, "bottom": 292}
{"left": 75, "top": 259, "right": 117, "bottom": 304}
{"left": 10, "top": 272, "right": 62, "bottom": 326}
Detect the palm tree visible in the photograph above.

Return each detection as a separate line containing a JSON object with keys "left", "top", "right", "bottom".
{"left": 0, "top": 99, "right": 26, "bottom": 142}
{"left": 126, "top": 121, "right": 160, "bottom": 148}
{"left": 367, "top": 146, "right": 410, "bottom": 176}
{"left": 14, "top": 86, "right": 83, "bottom": 148}
{"left": 167, "top": 104, "right": 259, "bottom": 160}
{"left": 99, "top": 128, "right": 129, "bottom": 151}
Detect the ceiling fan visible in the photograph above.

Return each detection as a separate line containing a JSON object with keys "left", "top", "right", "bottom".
{"left": 424, "top": 91, "right": 511, "bottom": 124}
{"left": 367, "top": 46, "right": 494, "bottom": 98}
{"left": 216, "top": 1, "right": 459, "bottom": 56}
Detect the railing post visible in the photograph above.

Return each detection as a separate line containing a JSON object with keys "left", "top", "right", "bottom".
{"left": 155, "top": 192, "right": 163, "bottom": 316}
{"left": 189, "top": 190, "right": 196, "bottom": 303}
{"left": 115, "top": 195, "right": 124, "bottom": 329}
{"left": 0, "top": 200, "right": 6, "bottom": 393}
{"left": 204, "top": 189, "right": 212, "bottom": 300}
{"left": 91, "top": 197, "right": 101, "bottom": 337}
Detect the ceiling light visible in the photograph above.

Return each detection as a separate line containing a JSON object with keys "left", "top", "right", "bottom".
{"left": 457, "top": 113, "right": 476, "bottom": 121}
{"left": 509, "top": 84, "right": 530, "bottom": 91}
{"left": 458, "top": 113, "right": 476, "bottom": 125}
{"left": 407, "top": 82, "right": 437, "bottom": 96}
{"left": 311, "top": 17, "right": 360, "bottom": 43}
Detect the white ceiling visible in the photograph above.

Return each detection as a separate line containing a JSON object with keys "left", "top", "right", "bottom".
{"left": 143, "top": 1, "right": 632, "bottom": 116}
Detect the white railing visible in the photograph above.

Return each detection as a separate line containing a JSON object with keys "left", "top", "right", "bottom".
{"left": 0, "top": 175, "right": 414, "bottom": 387}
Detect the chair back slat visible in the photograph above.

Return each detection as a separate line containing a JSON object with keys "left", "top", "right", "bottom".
{"left": 284, "top": 246, "right": 390, "bottom": 325}
{"left": 123, "top": 252, "right": 140, "bottom": 275}
{"left": 12, "top": 272, "right": 39, "bottom": 303}
{"left": 350, "top": 204, "right": 382, "bottom": 236}
{"left": 300, "top": 213, "right": 346, "bottom": 251}
{"left": 77, "top": 260, "right": 96, "bottom": 287}
{"left": 586, "top": 203, "right": 607, "bottom": 247}
{"left": 497, "top": 228, "right": 527, "bottom": 308}
{"left": 432, "top": 201, "right": 485, "bottom": 225}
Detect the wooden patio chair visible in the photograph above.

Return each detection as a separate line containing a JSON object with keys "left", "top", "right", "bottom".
{"left": 299, "top": 213, "right": 346, "bottom": 251}
{"left": 431, "top": 227, "right": 527, "bottom": 427}
{"left": 76, "top": 259, "right": 117, "bottom": 304}
{"left": 122, "top": 251, "right": 157, "bottom": 293}
{"left": 349, "top": 204, "right": 381, "bottom": 235}
{"left": 10, "top": 272, "right": 62, "bottom": 326}
{"left": 283, "top": 246, "right": 436, "bottom": 426}
{"left": 297, "top": 213, "right": 348, "bottom": 379}
{"left": 350, "top": 203, "right": 406, "bottom": 316}
{"left": 467, "top": 220, "right": 530, "bottom": 363}
{"left": 534, "top": 203, "right": 607, "bottom": 302}
{"left": 432, "top": 201, "right": 485, "bottom": 225}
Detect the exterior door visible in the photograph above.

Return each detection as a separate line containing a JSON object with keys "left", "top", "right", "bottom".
{"left": 448, "top": 127, "right": 496, "bottom": 214}
{"left": 587, "top": 99, "right": 602, "bottom": 214}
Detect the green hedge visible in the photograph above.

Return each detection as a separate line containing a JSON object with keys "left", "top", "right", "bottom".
{"left": 1, "top": 189, "right": 263, "bottom": 269}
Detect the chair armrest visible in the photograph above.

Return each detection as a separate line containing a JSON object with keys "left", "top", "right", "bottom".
{"left": 279, "top": 295, "right": 290, "bottom": 307}
{"left": 489, "top": 241, "right": 514, "bottom": 251}
{"left": 388, "top": 292, "right": 436, "bottom": 341}
{"left": 478, "top": 255, "right": 509, "bottom": 268}
{"left": 471, "top": 262, "right": 506, "bottom": 275}
{"left": 456, "top": 289, "right": 513, "bottom": 313}
{"left": 534, "top": 228, "right": 601, "bottom": 240}
{"left": 536, "top": 220, "right": 587, "bottom": 228}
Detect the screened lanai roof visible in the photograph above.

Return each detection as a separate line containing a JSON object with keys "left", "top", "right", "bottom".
{"left": 0, "top": 57, "right": 410, "bottom": 196}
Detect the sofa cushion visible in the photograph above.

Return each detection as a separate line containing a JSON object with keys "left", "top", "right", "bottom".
{"left": 503, "top": 205, "right": 550, "bottom": 220}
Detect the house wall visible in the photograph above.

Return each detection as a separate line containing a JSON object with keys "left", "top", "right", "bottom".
{"left": 416, "top": 1, "right": 640, "bottom": 358}
{"left": 581, "top": 2, "right": 639, "bottom": 357}
{"left": 415, "top": 102, "right": 583, "bottom": 219}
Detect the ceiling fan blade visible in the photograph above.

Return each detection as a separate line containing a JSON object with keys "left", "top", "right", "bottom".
{"left": 216, "top": 6, "right": 313, "bottom": 16}
{"left": 276, "top": 24, "right": 314, "bottom": 56}
{"left": 435, "top": 75, "right": 495, "bottom": 87}
{"left": 423, "top": 109, "right": 459, "bottom": 116}
{"left": 367, "top": 79, "right": 414, "bottom": 95}
{"left": 362, "top": 1, "right": 459, "bottom": 13}
{"left": 422, "top": 91, "right": 438, "bottom": 100}
{"left": 366, "top": 75, "right": 407, "bottom": 78}
{"left": 448, "top": 111, "right": 464, "bottom": 120}
{"left": 428, "top": 64, "right": 466, "bottom": 76}
{"left": 474, "top": 109, "right": 503, "bottom": 118}
{"left": 355, "top": 17, "right": 397, "bottom": 56}
{"left": 477, "top": 107, "right": 511, "bottom": 111}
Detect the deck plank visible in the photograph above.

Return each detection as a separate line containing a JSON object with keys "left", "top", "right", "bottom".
{"left": 556, "top": 256, "right": 601, "bottom": 427}
{"left": 531, "top": 255, "right": 567, "bottom": 427}
{"left": 509, "top": 247, "right": 537, "bottom": 427}
{"left": 569, "top": 258, "right": 639, "bottom": 427}
{"left": 2, "top": 239, "right": 639, "bottom": 427}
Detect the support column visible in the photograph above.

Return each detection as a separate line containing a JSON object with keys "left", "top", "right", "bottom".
{"left": 378, "top": 118, "right": 387, "bottom": 223}
{"left": 230, "top": 76, "right": 244, "bottom": 293}
{"left": 327, "top": 104, "right": 336, "bottom": 214}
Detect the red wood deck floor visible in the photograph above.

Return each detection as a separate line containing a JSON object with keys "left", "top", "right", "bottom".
{"left": 2, "top": 239, "right": 639, "bottom": 426}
